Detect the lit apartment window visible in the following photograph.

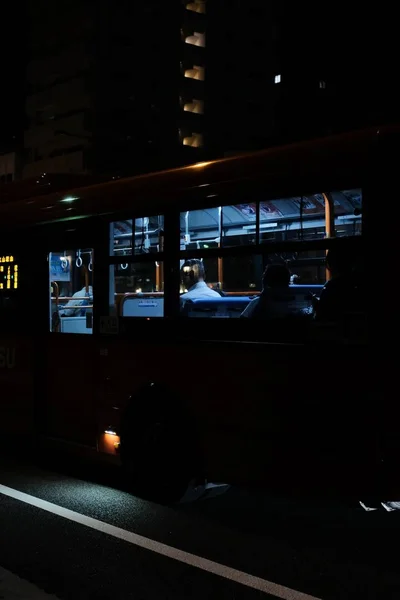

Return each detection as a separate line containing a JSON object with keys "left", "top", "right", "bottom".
{"left": 274, "top": 74, "right": 281, "bottom": 84}
{"left": 186, "top": 1, "right": 206, "bottom": 14}
{"left": 185, "top": 31, "right": 205, "bottom": 47}
{"left": 184, "top": 65, "right": 205, "bottom": 81}
{"left": 182, "top": 133, "right": 203, "bottom": 147}
{"left": 319, "top": 80, "right": 326, "bottom": 89}
{"left": 183, "top": 98, "right": 204, "bottom": 114}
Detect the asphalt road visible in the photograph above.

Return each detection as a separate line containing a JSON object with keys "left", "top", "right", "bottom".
{"left": 1, "top": 452, "right": 400, "bottom": 599}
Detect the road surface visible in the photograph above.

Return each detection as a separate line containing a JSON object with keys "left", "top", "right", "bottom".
{"left": 1, "top": 453, "right": 400, "bottom": 599}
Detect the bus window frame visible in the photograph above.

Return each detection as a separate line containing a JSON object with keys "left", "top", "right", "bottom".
{"left": 29, "top": 218, "right": 104, "bottom": 337}
{"left": 177, "top": 186, "right": 363, "bottom": 263}
{"left": 173, "top": 182, "right": 364, "bottom": 335}
{"left": 0, "top": 155, "right": 366, "bottom": 339}
{"left": 108, "top": 179, "right": 364, "bottom": 337}
{"left": 108, "top": 209, "right": 166, "bottom": 320}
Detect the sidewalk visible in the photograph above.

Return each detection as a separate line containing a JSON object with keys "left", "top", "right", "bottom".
{"left": 0, "top": 567, "right": 59, "bottom": 600}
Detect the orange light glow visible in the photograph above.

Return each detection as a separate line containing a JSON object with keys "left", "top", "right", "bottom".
{"left": 0, "top": 256, "right": 18, "bottom": 290}
{"left": 191, "top": 161, "right": 211, "bottom": 169}
{"left": 100, "top": 432, "right": 121, "bottom": 455}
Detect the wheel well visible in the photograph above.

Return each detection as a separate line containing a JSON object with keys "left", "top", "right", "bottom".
{"left": 120, "top": 381, "right": 203, "bottom": 475}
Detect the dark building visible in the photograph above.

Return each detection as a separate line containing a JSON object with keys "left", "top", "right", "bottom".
{"left": 22, "top": 1, "right": 397, "bottom": 178}
{"left": 0, "top": 3, "right": 26, "bottom": 161}
{"left": 205, "top": 3, "right": 398, "bottom": 155}
{"left": 23, "top": 1, "right": 200, "bottom": 178}
{"left": 179, "top": 2, "right": 206, "bottom": 153}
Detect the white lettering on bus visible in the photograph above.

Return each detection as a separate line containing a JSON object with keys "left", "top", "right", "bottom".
{"left": 0, "top": 347, "right": 16, "bottom": 369}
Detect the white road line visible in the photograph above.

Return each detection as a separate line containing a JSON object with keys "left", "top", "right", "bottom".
{"left": 0, "top": 484, "right": 322, "bottom": 600}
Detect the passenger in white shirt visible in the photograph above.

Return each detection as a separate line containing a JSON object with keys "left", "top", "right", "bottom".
{"left": 60, "top": 285, "right": 93, "bottom": 317}
{"left": 180, "top": 259, "right": 220, "bottom": 309}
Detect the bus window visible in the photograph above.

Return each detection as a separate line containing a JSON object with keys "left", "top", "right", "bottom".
{"left": 259, "top": 189, "right": 362, "bottom": 244}
{"left": 221, "top": 204, "right": 257, "bottom": 247}
{"left": 259, "top": 195, "right": 328, "bottom": 243}
{"left": 180, "top": 251, "right": 327, "bottom": 319}
{"left": 49, "top": 249, "right": 93, "bottom": 334}
{"left": 180, "top": 205, "right": 257, "bottom": 250}
{"left": 113, "top": 261, "right": 164, "bottom": 318}
{"left": 332, "top": 189, "right": 362, "bottom": 237}
{"left": 179, "top": 245, "right": 366, "bottom": 342}
{"left": 219, "top": 255, "right": 262, "bottom": 293}
{"left": 180, "top": 208, "right": 220, "bottom": 250}
{"left": 134, "top": 215, "right": 164, "bottom": 255}
{"left": 110, "top": 220, "right": 133, "bottom": 257}
{"left": 254, "top": 249, "right": 328, "bottom": 287}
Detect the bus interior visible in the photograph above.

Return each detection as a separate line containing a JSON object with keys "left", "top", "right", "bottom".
{"left": 106, "top": 189, "right": 362, "bottom": 321}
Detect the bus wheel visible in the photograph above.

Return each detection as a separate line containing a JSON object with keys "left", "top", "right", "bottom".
{"left": 120, "top": 389, "right": 195, "bottom": 504}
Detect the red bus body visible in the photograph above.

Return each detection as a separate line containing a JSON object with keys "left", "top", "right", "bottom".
{"left": 0, "top": 127, "right": 395, "bottom": 499}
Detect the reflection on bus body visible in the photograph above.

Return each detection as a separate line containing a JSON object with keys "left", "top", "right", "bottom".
{"left": 313, "top": 245, "right": 364, "bottom": 323}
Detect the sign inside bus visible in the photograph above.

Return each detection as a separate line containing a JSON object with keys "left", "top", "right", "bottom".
{"left": 0, "top": 256, "right": 18, "bottom": 291}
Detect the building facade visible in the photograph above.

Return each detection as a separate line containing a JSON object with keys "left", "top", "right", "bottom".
{"left": 206, "top": 2, "right": 398, "bottom": 156}
{"left": 23, "top": 1, "right": 396, "bottom": 178}
{"left": 0, "top": 153, "right": 19, "bottom": 183}
{"left": 24, "top": 1, "right": 202, "bottom": 179}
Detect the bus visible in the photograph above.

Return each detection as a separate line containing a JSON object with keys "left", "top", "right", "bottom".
{"left": 0, "top": 126, "right": 394, "bottom": 503}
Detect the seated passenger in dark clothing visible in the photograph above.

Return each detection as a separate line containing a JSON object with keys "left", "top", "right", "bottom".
{"left": 241, "top": 263, "right": 298, "bottom": 319}
{"left": 314, "top": 245, "right": 364, "bottom": 322}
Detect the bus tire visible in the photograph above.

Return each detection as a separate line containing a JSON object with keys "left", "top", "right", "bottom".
{"left": 119, "top": 383, "right": 197, "bottom": 504}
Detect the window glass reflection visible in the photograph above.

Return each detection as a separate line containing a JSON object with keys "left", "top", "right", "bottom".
{"left": 113, "top": 262, "right": 164, "bottom": 318}
{"left": 259, "top": 189, "right": 362, "bottom": 243}
{"left": 134, "top": 215, "right": 164, "bottom": 255}
{"left": 333, "top": 189, "right": 362, "bottom": 237}
{"left": 259, "top": 196, "right": 327, "bottom": 243}
{"left": 220, "top": 255, "right": 262, "bottom": 292}
{"left": 49, "top": 248, "right": 94, "bottom": 334}
{"left": 222, "top": 204, "right": 256, "bottom": 247}
{"left": 110, "top": 220, "right": 132, "bottom": 257}
{"left": 180, "top": 208, "right": 220, "bottom": 250}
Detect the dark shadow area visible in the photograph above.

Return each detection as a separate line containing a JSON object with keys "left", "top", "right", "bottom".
{"left": 176, "top": 485, "right": 400, "bottom": 578}
{"left": 2, "top": 438, "right": 400, "bottom": 597}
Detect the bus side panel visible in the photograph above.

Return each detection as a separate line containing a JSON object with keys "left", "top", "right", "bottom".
{"left": 95, "top": 337, "right": 375, "bottom": 496}
{"left": 186, "top": 341, "right": 373, "bottom": 495}
{"left": 0, "top": 336, "right": 35, "bottom": 439}
{"left": 189, "top": 342, "right": 375, "bottom": 495}
{"left": 44, "top": 335, "right": 97, "bottom": 447}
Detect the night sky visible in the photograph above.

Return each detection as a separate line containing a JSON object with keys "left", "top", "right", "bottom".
{"left": 0, "top": 3, "right": 26, "bottom": 153}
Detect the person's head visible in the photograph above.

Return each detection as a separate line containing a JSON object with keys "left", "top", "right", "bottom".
{"left": 181, "top": 259, "right": 206, "bottom": 289}
{"left": 262, "top": 263, "right": 290, "bottom": 289}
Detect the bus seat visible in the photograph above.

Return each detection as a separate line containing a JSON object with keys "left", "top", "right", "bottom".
{"left": 183, "top": 296, "right": 253, "bottom": 318}
{"left": 122, "top": 295, "right": 164, "bottom": 318}
{"left": 60, "top": 317, "right": 92, "bottom": 334}
{"left": 183, "top": 285, "right": 323, "bottom": 318}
